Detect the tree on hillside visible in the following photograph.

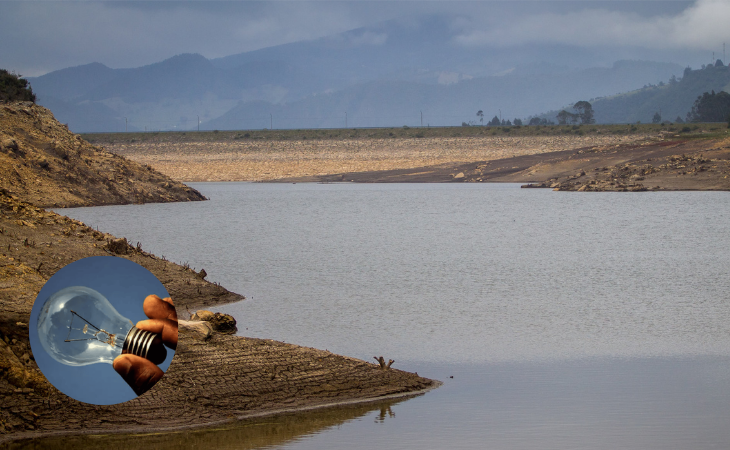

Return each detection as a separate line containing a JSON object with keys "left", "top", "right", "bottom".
{"left": 686, "top": 90, "right": 730, "bottom": 123}
{"left": 529, "top": 117, "right": 552, "bottom": 125}
{"left": 477, "top": 110, "right": 484, "bottom": 125}
{"left": 513, "top": 118, "right": 523, "bottom": 126}
{"left": 488, "top": 115, "right": 501, "bottom": 126}
{"left": 675, "top": 116, "right": 684, "bottom": 123}
{"left": 652, "top": 112, "right": 662, "bottom": 123}
{"left": 556, "top": 110, "right": 579, "bottom": 125}
{"left": 0, "top": 69, "right": 36, "bottom": 103}
{"left": 573, "top": 101, "right": 595, "bottom": 124}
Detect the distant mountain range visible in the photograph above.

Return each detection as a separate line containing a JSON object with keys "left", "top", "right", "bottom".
{"left": 26, "top": 14, "right": 717, "bottom": 132}
{"left": 204, "top": 60, "right": 684, "bottom": 130}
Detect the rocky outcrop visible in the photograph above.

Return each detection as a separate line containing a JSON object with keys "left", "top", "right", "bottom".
{"left": 0, "top": 101, "right": 206, "bottom": 208}
{"left": 191, "top": 310, "right": 237, "bottom": 334}
{"left": 177, "top": 320, "right": 213, "bottom": 340}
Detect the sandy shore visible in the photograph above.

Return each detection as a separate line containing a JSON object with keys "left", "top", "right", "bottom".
{"left": 102, "top": 135, "right": 652, "bottom": 182}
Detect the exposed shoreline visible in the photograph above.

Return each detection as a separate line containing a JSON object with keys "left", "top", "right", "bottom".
{"left": 94, "top": 134, "right": 654, "bottom": 183}
{"left": 0, "top": 103, "right": 439, "bottom": 443}
{"left": 86, "top": 126, "right": 730, "bottom": 191}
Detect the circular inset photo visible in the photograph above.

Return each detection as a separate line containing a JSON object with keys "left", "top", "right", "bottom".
{"left": 29, "top": 256, "right": 177, "bottom": 405}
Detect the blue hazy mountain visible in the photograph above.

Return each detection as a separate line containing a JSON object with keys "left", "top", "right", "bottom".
{"left": 204, "top": 60, "right": 684, "bottom": 130}
{"left": 28, "top": 14, "right": 691, "bottom": 132}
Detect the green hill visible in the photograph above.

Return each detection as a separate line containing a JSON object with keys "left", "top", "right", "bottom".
{"left": 592, "top": 62, "right": 730, "bottom": 123}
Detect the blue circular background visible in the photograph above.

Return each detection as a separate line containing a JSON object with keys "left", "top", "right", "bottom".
{"left": 29, "top": 256, "right": 174, "bottom": 405}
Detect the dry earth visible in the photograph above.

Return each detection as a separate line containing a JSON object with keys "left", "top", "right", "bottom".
{"left": 0, "top": 102, "right": 205, "bottom": 208}
{"left": 101, "top": 134, "right": 653, "bottom": 182}
{"left": 507, "top": 136, "right": 730, "bottom": 191}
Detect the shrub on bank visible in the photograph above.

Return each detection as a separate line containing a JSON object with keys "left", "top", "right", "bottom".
{"left": 0, "top": 69, "right": 36, "bottom": 103}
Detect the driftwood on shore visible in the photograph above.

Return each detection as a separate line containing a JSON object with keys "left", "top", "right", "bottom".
{"left": 374, "top": 356, "right": 395, "bottom": 370}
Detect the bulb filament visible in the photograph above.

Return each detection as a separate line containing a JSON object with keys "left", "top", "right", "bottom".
{"left": 65, "top": 310, "right": 120, "bottom": 348}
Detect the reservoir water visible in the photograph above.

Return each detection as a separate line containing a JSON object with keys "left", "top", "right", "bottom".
{"left": 50, "top": 183, "right": 730, "bottom": 449}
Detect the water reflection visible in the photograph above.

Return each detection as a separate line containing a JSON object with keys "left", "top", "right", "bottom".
{"left": 9, "top": 397, "right": 408, "bottom": 450}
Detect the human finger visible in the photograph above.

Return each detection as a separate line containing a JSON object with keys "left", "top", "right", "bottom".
{"left": 143, "top": 295, "right": 178, "bottom": 321}
{"left": 136, "top": 318, "right": 178, "bottom": 350}
{"left": 113, "top": 354, "right": 164, "bottom": 396}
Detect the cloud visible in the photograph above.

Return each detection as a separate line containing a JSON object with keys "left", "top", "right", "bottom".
{"left": 348, "top": 31, "right": 388, "bottom": 46}
{"left": 0, "top": 2, "right": 393, "bottom": 75}
{"left": 453, "top": 0, "right": 730, "bottom": 51}
{"left": 1, "top": 0, "right": 726, "bottom": 77}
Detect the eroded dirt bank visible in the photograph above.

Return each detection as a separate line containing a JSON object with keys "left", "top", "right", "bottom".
{"left": 0, "top": 102, "right": 205, "bottom": 207}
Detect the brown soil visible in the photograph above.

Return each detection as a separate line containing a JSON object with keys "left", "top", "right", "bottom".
{"left": 3, "top": 311, "right": 434, "bottom": 444}
{"left": 473, "top": 135, "right": 730, "bottom": 191}
{"left": 0, "top": 102, "right": 205, "bottom": 207}
{"left": 289, "top": 135, "right": 730, "bottom": 191}
{"left": 0, "top": 103, "right": 436, "bottom": 443}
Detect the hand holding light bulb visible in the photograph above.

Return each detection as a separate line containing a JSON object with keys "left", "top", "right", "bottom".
{"left": 113, "top": 295, "right": 178, "bottom": 396}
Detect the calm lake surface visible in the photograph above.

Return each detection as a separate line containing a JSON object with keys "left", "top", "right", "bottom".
{"left": 55, "top": 183, "right": 730, "bottom": 449}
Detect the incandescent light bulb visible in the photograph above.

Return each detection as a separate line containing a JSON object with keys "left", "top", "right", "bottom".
{"left": 36, "top": 286, "right": 166, "bottom": 366}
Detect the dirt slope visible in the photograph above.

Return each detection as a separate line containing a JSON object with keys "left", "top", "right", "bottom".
{"left": 0, "top": 102, "right": 205, "bottom": 207}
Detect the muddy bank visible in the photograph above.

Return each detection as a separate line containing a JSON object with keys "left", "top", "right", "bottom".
{"left": 14, "top": 396, "right": 412, "bottom": 450}
{"left": 3, "top": 318, "right": 434, "bottom": 444}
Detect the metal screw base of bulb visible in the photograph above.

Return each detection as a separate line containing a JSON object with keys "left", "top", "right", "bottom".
{"left": 122, "top": 327, "right": 157, "bottom": 360}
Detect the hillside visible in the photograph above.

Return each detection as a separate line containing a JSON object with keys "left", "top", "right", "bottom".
{"left": 0, "top": 101, "right": 205, "bottom": 207}
{"left": 589, "top": 62, "right": 730, "bottom": 124}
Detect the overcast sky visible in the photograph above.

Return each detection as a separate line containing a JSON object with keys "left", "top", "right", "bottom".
{"left": 2, "top": 0, "right": 729, "bottom": 77}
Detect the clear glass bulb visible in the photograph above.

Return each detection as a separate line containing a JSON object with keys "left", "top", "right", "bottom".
{"left": 36, "top": 286, "right": 165, "bottom": 366}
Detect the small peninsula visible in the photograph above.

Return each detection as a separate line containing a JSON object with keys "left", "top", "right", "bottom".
{"left": 0, "top": 101, "right": 436, "bottom": 443}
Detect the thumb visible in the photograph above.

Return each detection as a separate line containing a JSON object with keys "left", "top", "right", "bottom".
{"left": 113, "top": 354, "right": 164, "bottom": 396}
